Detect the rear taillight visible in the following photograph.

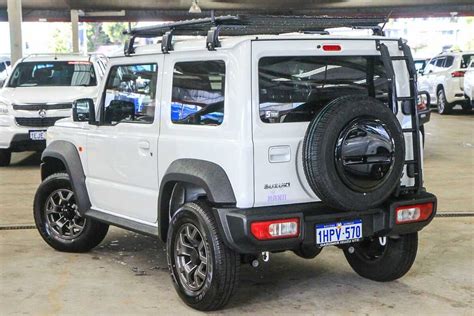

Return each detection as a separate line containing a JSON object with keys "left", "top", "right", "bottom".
{"left": 417, "top": 101, "right": 427, "bottom": 111}
{"left": 396, "top": 203, "right": 434, "bottom": 224}
{"left": 250, "top": 218, "right": 299, "bottom": 240}
{"left": 322, "top": 44, "right": 342, "bottom": 52}
{"left": 451, "top": 71, "right": 465, "bottom": 78}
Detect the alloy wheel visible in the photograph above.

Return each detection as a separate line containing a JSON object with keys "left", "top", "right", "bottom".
{"left": 44, "top": 189, "right": 86, "bottom": 240}
{"left": 174, "top": 223, "right": 209, "bottom": 293}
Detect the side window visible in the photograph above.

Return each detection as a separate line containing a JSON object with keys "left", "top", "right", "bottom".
{"left": 171, "top": 60, "right": 225, "bottom": 126}
{"left": 444, "top": 56, "right": 454, "bottom": 68}
{"left": 424, "top": 59, "right": 436, "bottom": 74}
{"left": 102, "top": 63, "right": 157, "bottom": 125}
{"left": 435, "top": 57, "right": 446, "bottom": 68}
{"left": 0, "top": 63, "right": 5, "bottom": 72}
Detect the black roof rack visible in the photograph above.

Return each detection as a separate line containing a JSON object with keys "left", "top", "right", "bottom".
{"left": 123, "top": 15, "right": 386, "bottom": 55}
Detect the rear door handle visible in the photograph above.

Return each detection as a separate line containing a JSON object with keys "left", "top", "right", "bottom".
{"left": 138, "top": 140, "right": 150, "bottom": 150}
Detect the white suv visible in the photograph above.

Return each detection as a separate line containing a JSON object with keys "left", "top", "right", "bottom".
{"left": 32, "top": 17, "right": 437, "bottom": 311}
{"left": 0, "top": 56, "right": 11, "bottom": 85}
{"left": 418, "top": 51, "right": 474, "bottom": 114}
{"left": 463, "top": 60, "right": 474, "bottom": 106}
{"left": 0, "top": 53, "right": 108, "bottom": 166}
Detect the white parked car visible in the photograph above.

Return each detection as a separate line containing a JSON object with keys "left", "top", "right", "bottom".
{"left": 0, "top": 53, "right": 108, "bottom": 166}
{"left": 33, "top": 16, "right": 436, "bottom": 311}
{"left": 0, "top": 56, "right": 11, "bottom": 85}
{"left": 418, "top": 50, "right": 474, "bottom": 114}
{"left": 463, "top": 60, "right": 474, "bottom": 106}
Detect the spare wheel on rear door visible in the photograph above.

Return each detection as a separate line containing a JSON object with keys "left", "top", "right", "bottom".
{"left": 303, "top": 95, "right": 405, "bottom": 211}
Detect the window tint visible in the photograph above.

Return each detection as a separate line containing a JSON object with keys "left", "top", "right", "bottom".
{"left": 444, "top": 56, "right": 454, "bottom": 68}
{"left": 461, "top": 54, "right": 474, "bottom": 68}
{"left": 171, "top": 60, "right": 225, "bottom": 126}
{"left": 258, "top": 56, "right": 387, "bottom": 123}
{"left": 8, "top": 61, "right": 97, "bottom": 87}
{"left": 102, "top": 63, "right": 157, "bottom": 124}
{"left": 0, "top": 63, "right": 5, "bottom": 72}
{"left": 435, "top": 58, "right": 446, "bottom": 67}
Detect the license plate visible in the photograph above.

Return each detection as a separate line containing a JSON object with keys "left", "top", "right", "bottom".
{"left": 29, "top": 130, "right": 46, "bottom": 141}
{"left": 316, "top": 219, "right": 362, "bottom": 246}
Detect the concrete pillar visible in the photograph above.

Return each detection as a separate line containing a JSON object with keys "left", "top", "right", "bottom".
{"left": 7, "top": 0, "right": 23, "bottom": 64}
{"left": 71, "top": 10, "right": 80, "bottom": 53}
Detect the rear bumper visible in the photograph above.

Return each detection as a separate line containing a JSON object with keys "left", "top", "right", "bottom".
{"left": 215, "top": 191, "right": 437, "bottom": 254}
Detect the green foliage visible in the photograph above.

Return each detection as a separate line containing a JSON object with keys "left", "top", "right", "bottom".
{"left": 86, "top": 23, "right": 110, "bottom": 52}
{"left": 51, "top": 24, "right": 71, "bottom": 53}
{"left": 86, "top": 22, "right": 136, "bottom": 52}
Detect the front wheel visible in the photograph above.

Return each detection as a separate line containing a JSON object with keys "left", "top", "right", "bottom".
{"left": 167, "top": 202, "right": 239, "bottom": 311}
{"left": 0, "top": 149, "right": 11, "bottom": 167}
{"left": 34, "top": 173, "right": 109, "bottom": 252}
{"left": 343, "top": 233, "right": 418, "bottom": 282}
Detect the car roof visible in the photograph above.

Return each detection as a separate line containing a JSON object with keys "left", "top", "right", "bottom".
{"left": 20, "top": 53, "right": 106, "bottom": 63}
{"left": 111, "top": 33, "right": 394, "bottom": 58}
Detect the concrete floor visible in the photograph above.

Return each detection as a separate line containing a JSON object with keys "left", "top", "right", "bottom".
{"left": 0, "top": 111, "right": 473, "bottom": 315}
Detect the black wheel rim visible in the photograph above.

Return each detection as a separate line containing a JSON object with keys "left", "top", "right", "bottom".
{"left": 44, "top": 189, "right": 86, "bottom": 240}
{"left": 335, "top": 117, "right": 396, "bottom": 193}
{"left": 174, "top": 223, "right": 209, "bottom": 293}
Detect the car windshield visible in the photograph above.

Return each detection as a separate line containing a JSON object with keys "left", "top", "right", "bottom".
{"left": 8, "top": 61, "right": 97, "bottom": 87}
{"left": 461, "top": 54, "right": 474, "bottom": 68}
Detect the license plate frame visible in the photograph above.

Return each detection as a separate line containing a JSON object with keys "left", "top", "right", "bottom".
{"left": 316, "top": 219, "right": 362, "bottom": 246}
{"left": 29, "top": 130, "right": 47, "bottom": 141}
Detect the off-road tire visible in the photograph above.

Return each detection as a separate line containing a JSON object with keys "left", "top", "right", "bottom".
{"left": 34, "top": 173, "right": 109, "bottom": 252}
{"left": 303, "top": 95, "right": 405, "bottom": 211}
{"left": 167, "top": 201, "right": 240, "bottom": 311}
{"left": 437, "top": 88, "right": 452, "bottom": 115}
{"left": 0, "top": 149, "right": 11, "bottom": 167}
{"left": 343, "top": 233, "right": 418, "bottom": 282}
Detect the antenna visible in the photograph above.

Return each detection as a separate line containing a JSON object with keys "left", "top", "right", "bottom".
{"left": 381, "top": 10, "right": 393, "bottom": 32}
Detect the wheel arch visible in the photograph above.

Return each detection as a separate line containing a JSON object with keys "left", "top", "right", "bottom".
{"left": 41, "top": 140, "right": 91, "bottom": 215}
{"left": 158, "top": 159, "right": 236, "bottom": 241}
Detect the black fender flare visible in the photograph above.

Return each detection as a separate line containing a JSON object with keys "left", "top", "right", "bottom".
{"left": 158, "top": 158, "right": 236, "bottom": 241}
{"left": 41, "top": 140, "right": 91, "bottom": 215}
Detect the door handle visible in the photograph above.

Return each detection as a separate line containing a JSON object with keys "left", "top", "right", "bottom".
{"left": 138, "top": 141, "right": 150, "bottom": 150}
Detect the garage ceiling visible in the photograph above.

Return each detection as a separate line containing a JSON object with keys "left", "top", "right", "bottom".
{"left": 0, "top": 0, "right": 473, "bottom": 22}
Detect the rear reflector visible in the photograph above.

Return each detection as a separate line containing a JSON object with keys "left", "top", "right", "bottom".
{"left": 396, "top": 203, "right": 434, "bottom": 224}
{"left": 322, "top": 44, "right": 342, "bottom": 52}
{"left": 451, "top": 71, "right": 465, "bottom": 78}
{"left": 251, "top": 218, "right": 299, "bottom": 240}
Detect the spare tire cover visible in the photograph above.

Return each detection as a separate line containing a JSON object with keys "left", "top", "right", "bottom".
{"left": 303, "top": 95, "right": 405, "bottom": 211}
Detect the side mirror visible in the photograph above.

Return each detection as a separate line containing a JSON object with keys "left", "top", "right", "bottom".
{"left": 72, "top": 98, "right": 96, "bottom": 123}
{"left": 417, "top": 91, "right": 431, "bottom": 109}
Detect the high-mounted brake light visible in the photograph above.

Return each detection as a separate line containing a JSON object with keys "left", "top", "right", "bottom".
{"left": 396, "top": 203, "right": 433, "bottom": 224}
{"left": 251, "top": 218, "right": 299, "bottom": 240}
{"left": 322, "top": 44, "right": 342, "bottom": 52}
{"left": 451, "top": 71, "right": 465, "bottom": 78}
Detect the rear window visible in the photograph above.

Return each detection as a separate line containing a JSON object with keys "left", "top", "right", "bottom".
{"left": 461, "top": 54, "right": 474, "bottom": 68}
{"left": 258, "top": 56, "right": 388, "bottom": 123}
{"left": 8, "top": 61, "right": 97, "bottom": 87}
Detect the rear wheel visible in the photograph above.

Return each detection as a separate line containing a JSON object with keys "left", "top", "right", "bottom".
{"left": 343, "top": 233, "right": 418, "bottom": 282}
{"left": 34, "top": 173, "right": 109, "bottom": 252}
{"left": 167, "top": 201, "right": 239, "bottom": 311}
{"left": 437, "top": 89, "right": 452, "bottom": 115}
{"left": 0, "top": 149, "right": 11, "bottom": 167}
